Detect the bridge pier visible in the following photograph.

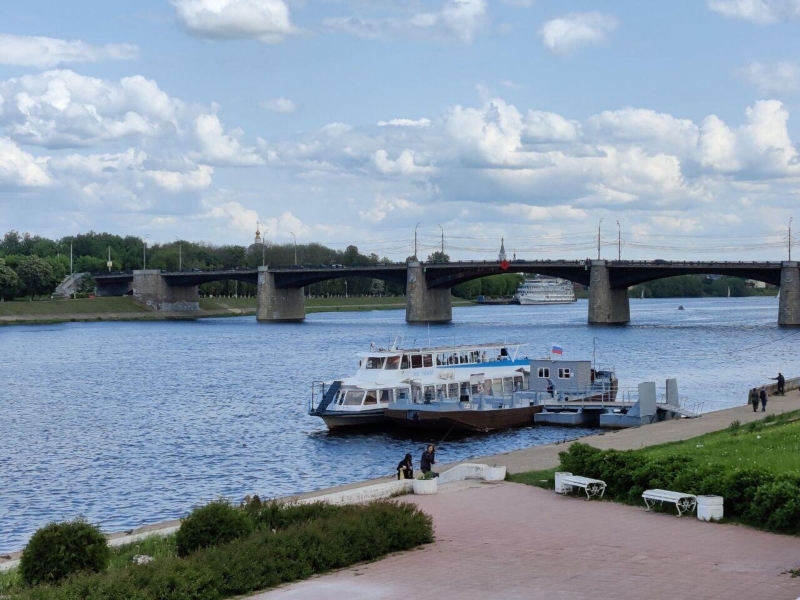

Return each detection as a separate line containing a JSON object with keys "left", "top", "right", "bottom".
{"left": 588, "top": 261, "right": 630, "bottom": 325}
{"left": 778, "top": 262, "right": 800, "bottom": 326}
{"left": 406, "top": 260, "right": 452, "bottom": 324}
{"left": 257, "top": 266, "right": 305, "bottom": 322}
{"left": 132, "top": 270, "right": 199, "bottom": 311}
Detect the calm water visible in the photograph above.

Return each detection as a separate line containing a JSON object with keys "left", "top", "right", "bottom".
{"left": 1, "top": 297, "right": 798, "bottom": 552}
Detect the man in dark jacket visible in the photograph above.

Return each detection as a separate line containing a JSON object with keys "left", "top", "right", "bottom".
{"left": 771, "top": 373, "right": 786, "bottom": 395}
{"left": 760, "top": 387, "right": 768, "bottom": 412}
{"left": 397, "top": 453, "right": 414, "bottom": 480}
{"left": 421, "top": 445, "right": 437, "bottom": 476}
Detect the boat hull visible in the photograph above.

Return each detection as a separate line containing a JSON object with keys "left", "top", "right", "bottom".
{"left": 314, "top": 409, "right": 389, "bottom": 430}
{"left": 384, "top": 405, "right": 543, "bottom": 433}
{"left": 518, "top": 298, "right": 575, "bottom": 305}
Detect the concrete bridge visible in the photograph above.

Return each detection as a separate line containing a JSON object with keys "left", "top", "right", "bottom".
{"left": 94, "top": 259, "right": 800, "bottom": 326}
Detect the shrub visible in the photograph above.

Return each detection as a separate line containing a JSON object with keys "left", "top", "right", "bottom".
{"left": 14, "top": 501, "right": 433, "bottom": 600}
{"left": 558, "top": 443, "right": 602, "bottom": 475}
{"left": 242, "top": 497, "right": 341, "bottom": 532}
{"left": 749, "top": 478, "right": 800, "bottom": 533}
{"left": 175, "top": 501, "right": 254, "bottom": 557}
{"left": 20, "top": 520, "right": 110, "bottom": 586}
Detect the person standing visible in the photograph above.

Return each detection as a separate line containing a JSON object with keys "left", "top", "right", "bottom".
{"left": 760, "top": 387, "right": 768, "bottom": 412}
{"left": 771, "top": 373, "right": 786, "bottom": 396}
{"left": 396, "top": 453, "right": 414, "bottom": 480}
{"left": 420, "top": 444, "right": 437, "bottom": 476}
{"left": 749, "top": 388, "right": 760, "bottom": 412}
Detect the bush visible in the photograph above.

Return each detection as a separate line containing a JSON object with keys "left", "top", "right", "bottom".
{"left": 175, "top": 501, "right": 254, "bottom": 557}
{"left": 20, "top": 520, "right": 110, "bottom": 586}
{"left": 241, "top": 496, "right": 341, "bottom": 532}
{"left": 748, "top": 478, "right": 800, "bottom": 533}
{"left": 14, "top": 501, "right": 433, "bottom": 600}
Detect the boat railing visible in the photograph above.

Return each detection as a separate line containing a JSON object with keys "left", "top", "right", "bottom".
{"left": 310, "top": 381, "right": 326, "bottom": 414}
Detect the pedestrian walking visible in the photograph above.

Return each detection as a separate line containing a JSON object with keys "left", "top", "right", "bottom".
{"left": 749, "top": 388, "right": 759, "bottom": 412}
{"left": 760, "top": 387, "right": 768, "bottom": 412}
{"left": 770, "top": 373, "right": 786, "bottom": 395}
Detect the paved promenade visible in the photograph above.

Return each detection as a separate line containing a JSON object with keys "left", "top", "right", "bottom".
{"left": 252, "top": 481, "right": 800, "bottom": 600}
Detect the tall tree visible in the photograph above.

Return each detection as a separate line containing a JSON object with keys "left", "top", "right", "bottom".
{"left": 0, "top": 258, "right": 19, "bottom": 301}
{"left": 15, "top": 255, "right": 55, "bottom": 299}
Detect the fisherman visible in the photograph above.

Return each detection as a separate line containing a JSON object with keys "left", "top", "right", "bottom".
{"left": 760, "top": 387, "right": 768, "bottom": 412}
{"left": 396, "top": 453, "right": 414, "bottom": 480}
{"left": 771, "top": 373, "right": 786, "bottom": 396}
{"left": 749, "top": 388, "right": 760, "bottom": 413}
{"left": 421, "top": 444, "right": 437, "bottom": 477}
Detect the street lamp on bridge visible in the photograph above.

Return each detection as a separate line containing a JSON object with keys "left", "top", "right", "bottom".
{"left": 616, "top": 220, "right": 621, "bottom": 261}
{"left": 414, "top": 223, "right": 420, "bottom": 259}
{"left": 437, "top": 224, "right": 444, "bottom": 257}
{"left": 790, "top": 217, "right": 794, "bottom": 262}
{"left": 143, "top": 234, "right": 150, "bottom": 269}
{"left": 290, "top": 231, "right": 297, "bottom": 265}
{"left": 175, "top": 237, "right": 182, "bottom": 271}
{"left": 597, "top": 218, "right": 604, "bottom": 260}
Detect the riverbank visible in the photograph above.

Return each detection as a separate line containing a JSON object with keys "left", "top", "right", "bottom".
{"left": 0, "top": 296, "right": 475, "bottom": 325}
{"left": 4, "top": 390, "right": 798, "bottom": 568}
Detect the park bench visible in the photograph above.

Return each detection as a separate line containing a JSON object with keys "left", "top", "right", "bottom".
{"left": 560, "top": 475, "right": 606, "bottom": 500}
{"left": 642, "top": 489, "right": 697, "bottom": 517}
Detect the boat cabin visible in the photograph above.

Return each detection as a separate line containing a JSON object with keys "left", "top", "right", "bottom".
{"left": 529, "top": 359, "right": 593, "bottom": 393}
{"left": 357, "top": 344, "right": 521, "bottom": 372}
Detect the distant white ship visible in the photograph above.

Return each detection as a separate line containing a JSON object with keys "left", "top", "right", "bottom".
{"left": 515, "top": 278, "right": 576, "bottom": 305}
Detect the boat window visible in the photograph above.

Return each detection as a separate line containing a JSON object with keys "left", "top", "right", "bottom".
{"left": 558, "top": 368, "right": 571, "bottom": 379}
{"left": 437, "top": 385, "right": 447, "bottom": 400}
{"left": 396, "top": 388, "right": 408, "bottom": 402}
{"left": 481, "top": 351, "right": 488, "bottom": 363}
{"left": 365, "top": 357, "right": 385, "bottom": 370}
{"left": 423, "top": 354, "right": 433, "bottom": 368}
{"left": 448, "top": 383, "right": 459, "bottom": 398}
{"left": 493, "top": 378, "right": 503, "bottom": 394}
{"left": 485, "top": 380, "right": 493, "bottom": 395}
{"left": 364, "top": 390, "right": 378, "bottom": 405}
{"left": 379, "top": 389, "right": 391, "bottom": 403}
{"left": 471, "top": 383, "right": 480, "bottom": 395}
{"left": 385, "top": 356, "right": 401, "bottom": 370}
{"left": 436, "top": 353, "right": 445, "bottom": 365}
{"left": 460, "top": 382, "right": 469, "bottom": 397}
{"left": 336, "top": 391, "right": 346, "bottom": 405}
{"left": 513, "top": 376, "right": 524, "bottom": 390}
{"left": 538, "top": 367, "right": 550, "bottom": 378}
{"left": 411, "top": 354, "right": 423, "bottom": 369}
{"left": 401, "top": 355, "right": 409, "bottom": 369}
{"left": 343, "top": 390, "right": 365, "bottom": 405}
{"left": 424, "top": 386, "right": 435, "bottom": 402}
{"left": 503, "top": 377, "right": 514, "bottom": 393}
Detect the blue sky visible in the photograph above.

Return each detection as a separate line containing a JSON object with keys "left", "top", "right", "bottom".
{"left": 1, "top": 0, "right": 799, "bottom": 260}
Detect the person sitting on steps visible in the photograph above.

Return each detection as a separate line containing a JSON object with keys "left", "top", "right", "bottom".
{"left": 397, "top": 453, "right": 414, "bottom": 480}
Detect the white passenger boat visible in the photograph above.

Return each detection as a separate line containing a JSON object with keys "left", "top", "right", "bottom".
{"left": 308, "top": 341, "right": 531, "bottom": 430}
{"left": 515, "top": 278, "right": 576, "bottom": 305}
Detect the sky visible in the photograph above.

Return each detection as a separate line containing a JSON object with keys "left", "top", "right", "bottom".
{"left": 1, "top": 0, "right": 800, "bottom": 260}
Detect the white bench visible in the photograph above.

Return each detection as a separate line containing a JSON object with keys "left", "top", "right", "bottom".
{"left": 642, "top": 489, "right": 697, "bottom": 517}
{"left": 560, "top": 475, "right": 606, "bottom": 500}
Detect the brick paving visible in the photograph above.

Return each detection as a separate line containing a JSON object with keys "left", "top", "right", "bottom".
{"left": 250, "top": 482, "right": 800, "bottom": 600}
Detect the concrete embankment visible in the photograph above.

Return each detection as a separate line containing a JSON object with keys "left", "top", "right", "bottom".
{"left": 3, "top": 391, "right": 799, "bottom": 570}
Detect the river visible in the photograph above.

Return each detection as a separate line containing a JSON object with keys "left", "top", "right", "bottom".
{"left": 1, "top": 296, "right": 797, "bottom": 553}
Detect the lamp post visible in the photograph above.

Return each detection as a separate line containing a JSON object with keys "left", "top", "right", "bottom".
{"left": 143, "top": 234, "right": 149, "bottom": 269}
{"left": 344, "top": 280, "right": 348, "bottom": 298}
{"left": 790, "top": 217, "right": 794, "bottom": 262}
{"left": 597, "top": 218, "right": 604, "bottom": 260}
{"left": 175, "top": 237, "right": 182, "bottom": 271}
{"left": 414, "top": 223, "right": 420, "bottom": 259}
{"left": 437, "top": 223, "right": 444, "bottom": 257}
{"left": 290, "top": 231, "right": 297, "bottom": 265}
{"left": 107, "top": 245, "right": 112, "bottom": 273}
{"left": 616, "top": 220, "right": 621, "bottom": 261}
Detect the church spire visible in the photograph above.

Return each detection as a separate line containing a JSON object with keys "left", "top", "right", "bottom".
{"left": 254, "top": 220, "right": 262, "bottom": 245}
{"left": 498, "top": 237, "right": 507, "bottom": 262}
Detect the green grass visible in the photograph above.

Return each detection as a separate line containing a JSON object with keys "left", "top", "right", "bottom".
{"left": 637, "top": 411, "right": 800, "bottom": 476}
{"left": 0, "top": 297, "right": 148, "bottom": 316}
{"left": 506, "top": 468, "right": 557, "bottom": 490}
{"left": 198, "top": 297, "right": 257, "bottom": 310}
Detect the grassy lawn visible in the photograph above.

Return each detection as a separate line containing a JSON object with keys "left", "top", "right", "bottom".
{"left": 637, "top": 412, "right": 800, "bottom": 476}
{"left": 198, "top": 297, "right": 257, "bottom": 310}
{"left": 0, "top": 297, "right": 148, "bottom": 316}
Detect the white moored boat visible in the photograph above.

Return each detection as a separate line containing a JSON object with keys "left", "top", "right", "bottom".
{"left": 309, "top": 341, "right": 530, "bottom": 430}
{"left": 515, "top": 278, "right": 576, "bottom": 305}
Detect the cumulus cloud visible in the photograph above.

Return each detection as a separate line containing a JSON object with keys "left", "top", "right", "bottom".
{"left": 374, "top": 149, "right": 435, "bottom": 175}
{"left": 0, "top": 137, "right": 51, "bottom": 187}
{"left": 377, "top": 118, "right": 431, "bottom": 127}
{"left": 0, "top": 70, "right": 183, "bottom": 148}
{"left": 323, "top": 0, "right": 488, "bottom": 44}
{"left": 192, "top": 113, "right": 263, "bottom": 166}
{"left": 0, "top": 33, "right": 138, "bottom": 68}
{"left": 260, "top": 97, "right": 296, "bottom": 114}
{"left": 737, "top": 60, "right": 800, "bottom": 95}
{"left": 358, "top": 195, "right": 420, "bottom": 224}
{"left": 707, "top": 0, "right": 800, "bottom": 23}
{"left": 539, "top": 12, "right": 618, "bottom": 54}
{"left": 171, "top": 0, "right": 299, "bottom": 42}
